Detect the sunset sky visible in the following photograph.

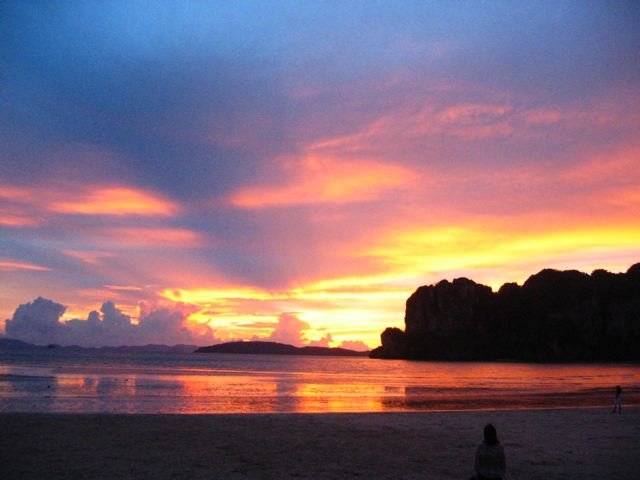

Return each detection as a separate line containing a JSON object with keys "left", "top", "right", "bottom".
{"left": 1, "top": 2, "right": 639, "bottom": 348}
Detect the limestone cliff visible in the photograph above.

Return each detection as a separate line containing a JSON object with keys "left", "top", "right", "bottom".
{"left": 370, "top": 263, "right": 640, "bottom": 361}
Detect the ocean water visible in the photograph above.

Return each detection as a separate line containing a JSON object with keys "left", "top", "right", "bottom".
{"left": 0, "top": 349, "right": 638, "bottom": 414}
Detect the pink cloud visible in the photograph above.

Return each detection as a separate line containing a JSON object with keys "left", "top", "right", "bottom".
{"left": 0, "top": 213, "right": 40, "bottom": 227}
{"left": 267, "top": 312, "right": 311, "bottom": 346}
{"left": 0, "top": 260, "right": 51, "bottom": 272}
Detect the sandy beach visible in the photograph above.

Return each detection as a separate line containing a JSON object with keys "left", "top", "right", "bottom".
{"left": 1, "top": 408, "right": 638, "bottom": 479}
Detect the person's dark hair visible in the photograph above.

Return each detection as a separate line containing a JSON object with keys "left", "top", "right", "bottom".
{"left": 483, "top": 423, "right": 499, "bottom": 445}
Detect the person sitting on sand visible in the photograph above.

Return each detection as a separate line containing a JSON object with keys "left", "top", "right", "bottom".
{"left": 612, "top": 385, "right": 622, "bottom": 414}
{"left": 471, "top": 423, "right": 506, "bottom": 480}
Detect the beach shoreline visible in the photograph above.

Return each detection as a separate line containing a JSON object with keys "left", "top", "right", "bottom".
{"left": 2, "top": 407, "right": 638, "bottom": 479}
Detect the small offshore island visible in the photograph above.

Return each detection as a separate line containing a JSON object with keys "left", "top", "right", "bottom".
{"left": 372, "top": 263, "right": 640, "bottom": 362}
{"left": 195, "top": 341, "right": 368, "bottom": 356}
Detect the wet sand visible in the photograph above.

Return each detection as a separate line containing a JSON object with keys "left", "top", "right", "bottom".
{"left": 1, "top": 408, "right": 638, "bottom": 479}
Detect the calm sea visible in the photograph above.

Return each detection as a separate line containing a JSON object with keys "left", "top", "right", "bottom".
{"left": 0, "top": 349, "right": 638, "bottom": 414}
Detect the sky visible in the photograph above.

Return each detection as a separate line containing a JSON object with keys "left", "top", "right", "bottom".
{"left": 1, "top": 1, "right": 639, "bottom": 348}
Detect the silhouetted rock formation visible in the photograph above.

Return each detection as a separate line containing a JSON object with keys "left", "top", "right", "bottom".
{"left": 195, "top": 341, "right": 368, "bottom": 356}
{"left": 370, "top": 263, "right": 640, "bottom": 361}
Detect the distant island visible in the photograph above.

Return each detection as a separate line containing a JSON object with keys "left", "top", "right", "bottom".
{"left": 195, "top": 341, "right": 368, "bottom": 357}
{"left": 0, "top": 338, "right": 198, "bottom": 354}
{"left": 0, "top": 338, "right": 369, "bottom": 357}
{"left": 371, "top": 263, "right": 640, "bottom": 362}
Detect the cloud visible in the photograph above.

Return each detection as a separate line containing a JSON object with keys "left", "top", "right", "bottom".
{"left": 104, "top": 285, "right": 144, "bottom": 292}
{"left": 0, "top": 260, "right": 51, "bottom": 272}
{"left": 266, "top": 312, "right": 311, "bottom": 347}
{"left": 4, "top": 297, "right": 215, "bottom": 347}
{"left": 0, "top": 184, "right": 180, "bottom": 223}
{"left": 136, "top": 302, "right": 208, "bottom": 345}
{"left": 0, "top": 200, "right": 43, "bottom": 227}
{"left": 100, "top": 301, "right": 132, "bottom": 328}
{"left": 4, "top": 297, "right": 66, "bottom": 344}
{"left": 0, "top": 214, "right": 38, "bottom": 227}
{"left": 301, "top": 99, "right": 516, "bottom": 155}
{"left": 307, "top": 334, "right": 333, "bottom": 348}
{"left": 63, "top": 250, "right": 114, "bottom": 265}
{"left": 338, "top": 340, "right": 370, "bottom": 352}
{"left": 50, "top": 187, "right": 179, "bottom": 217}
{"left": 229, "top": 155, "right": 410, "bottom": 208}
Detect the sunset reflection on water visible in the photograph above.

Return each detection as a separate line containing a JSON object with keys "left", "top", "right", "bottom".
{"left": 1, "top": 351, "right": 638, "bottom": 414}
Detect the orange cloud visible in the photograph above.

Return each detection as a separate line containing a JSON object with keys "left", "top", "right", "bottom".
{"left": 0, "top": 184, "right": 180, "bottom": 230}
{"left": 51, "top": 187, "right": 178, "bottom": 216}
{"left": 229, "top": 154, "right": 410, "bottom": 208}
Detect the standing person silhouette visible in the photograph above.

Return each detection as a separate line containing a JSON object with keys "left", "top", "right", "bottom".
{"left": 612, "top": 385, "right": 622, "bottom": 414}
{"left": 471, "top": 423, "right": 506, "bottom": 480}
